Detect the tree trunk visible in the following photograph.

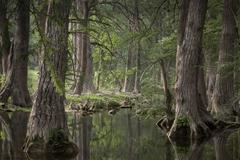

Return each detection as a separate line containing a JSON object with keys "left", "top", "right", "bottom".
{"left": 0, "top": 0, "right": 11, "bottom": 76}
{"left": 206, "top": 53, "right": 216, "bottom": 111}
{"left": 0, "top": 0, "right": 32, "bottom": 107}
{"left": 124, "top": 0, "right": 140, "bottom": 93}
{"left": 168, "top": 0, "right": 215, "bottom": 139}
{"left": 82, "top": 38, "right": 95, "bottom": 93}
{"left": 160, "top": 59, "right": 173, "bottom": 117}
{"left": 24, "top": 0, "right": 78, "bottom": 155}
{"left": 74, "top": 0, "right": 89, "bottom": 95}
{"left": 133, "top": 0, "right": 141, "bottom": 94}
{"left": 212, "top": 0, "right": 239, "bottom": 117}
{"left": 123, "top": 44, "right": 135, "bottom": 92}
{"left": 11, "top": 0, "right": 32, "bottom": 107}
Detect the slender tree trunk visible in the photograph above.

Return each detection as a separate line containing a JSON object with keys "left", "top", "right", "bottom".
{"left": 82, "top": 38, "right": 95, "bottom": 93}
{"left": 124, "top": 0, "right": 141, "bottom": 93}
{"left": 160, "top": 59, "right": 173, "bottom": 117}
{"left": 0, "top": 0, "right": 11, "bottom": 76}
{"left": 74, "top": 0, "right": 89, "bottom": 95}
{"left": 11, "top": 0, "right": 32, "bottom": 107}
{"left": 96, "top": 50, "right": 102, "bottom": 91}
{"left": 168, "top": 0, "right": 215, "bottom": 139}
{"left": 133, "top": 0, "right": 141, "bottom": 93}
{"left": 24, "top": 0, "right": 77, "bottom": 154}
{"left": 206, "top": 53, "right": 216, "bottom": 111}
{"left": 123, "top": 44, "right": 135, "bottom": 92}
{"left": 212, "top": 0, "right": 239, "bottom": 117}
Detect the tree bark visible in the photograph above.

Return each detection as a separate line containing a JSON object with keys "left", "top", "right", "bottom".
{"left": 124, "top": 0, "right": 140, "bottom": 93}
{"left": 168, "top": 0, "right": 215, "bottom": 139}
{"left": 0, "top": 0, "right": 11, "bottom": 76}
{"left": 24, "top": 0, "right": 77, "bottom": 155}
{"left": 11, "top": 0, "right": 32, "bottom": 107}
{"left": 212, "top": 0, "right": 239, "bottom": 117}
{"left": 160, "top": 59, "right": 173, "bottom": 117}
{"left": 82, "top": 38, "right": 96, "bottom": 93}
{"left": 133, "top": 0, "right": 141, "bottom": 93}
{"left": 123, "top": 43, "right": 135, "bottom": 92}
{"left": 74, "top": 0, "right": 90, "bottom": 95}
{"left": 0, "top": 0, "right": 32, "bottom": 107}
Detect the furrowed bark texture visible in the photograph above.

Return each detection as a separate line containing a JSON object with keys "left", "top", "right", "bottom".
{"left": 74, "top": 0, "right": 90, "bottom": 95}
{"left": 25, "top": 0, "right": 71, "bottom": 144}
{"left": 168, "top": 0, "right": 215, "bottom": 139}
{"left": 0, "top": 0, "right": 32, "bottom": 107}
{"left": 12, "top": 0, "right": 32, "bottom": 107}
{"left": 212, "top": 0, "right": 238, "bottom": 117}
{"left": 0, "top": 0, "right": 11, "bottom": 75}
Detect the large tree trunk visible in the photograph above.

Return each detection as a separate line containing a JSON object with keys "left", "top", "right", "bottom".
{"left": 74, "top": 0, "right": 89, "bottom": 95}
{"left": 212, "top": 0, "right": 239, "bottom": 117}
{"left": 0, "top": 0, "right": 11, "bottom": 76}
{"left": 11, "top": 0, "right": 32, "bottom": 107}
{"left": 168, "top": 0, "right": 215, "bottom": 139}
{"left": 0, "top": 0, "right": 32, "bottom": 107}
{"left": 24, "top": 0, "right": 78, "bottom": 155}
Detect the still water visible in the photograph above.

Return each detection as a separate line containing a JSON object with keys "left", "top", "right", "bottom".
{"left": 0, "top": 110, "right": 239, "bottom": 160}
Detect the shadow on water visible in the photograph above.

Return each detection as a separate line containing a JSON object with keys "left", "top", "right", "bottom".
{"left": 0, "top": 110, "right": 239, "bottom": 160}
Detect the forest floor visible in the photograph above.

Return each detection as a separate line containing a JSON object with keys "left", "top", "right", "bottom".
{"left": 0, "top": 69, "right": 164, "bottom": 120}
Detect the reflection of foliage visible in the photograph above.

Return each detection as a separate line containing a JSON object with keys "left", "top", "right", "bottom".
{"left": 0, "top": 130, "right": 6, "bottom": 140}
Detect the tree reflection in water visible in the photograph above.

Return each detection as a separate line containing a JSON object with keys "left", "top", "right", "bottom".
{"left": 0, "top": 110, "right": 239, "bottom": 160}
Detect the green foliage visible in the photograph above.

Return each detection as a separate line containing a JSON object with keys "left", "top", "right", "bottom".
{"left": 176, "top": 116, "right": 189, "bottom": 127}
{"left": 28, "top": 69, "right": 39, "bottom": 94}
{"left": 0, "top": 131, "right": 6, "bottom": 140}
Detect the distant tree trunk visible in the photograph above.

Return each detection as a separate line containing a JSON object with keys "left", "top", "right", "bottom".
{"left": 168, "top": 0, "right": 215, "bottom": 139}
{"left": 82, "top": 38, "right": 95, "bottom": 93}
{"left": 12, "top": 0, "right": 32, "bottom": 107}
{"left": 123, "top": 44, "right": 135, "bottom": 92}
{"left": 74, "top": 0, "right": 90, "bottom": 95}
{"left": 160, "top": 59, "right": 173, "bottom": 117}
{"left": 0, "top": 0, "right": 11, "bottom": 76}
{"left": 96, "top": 50, "right": 103, "bottom": 91}
{"left": 133, "top": 0, "right": 141, "bottom": 93}
{"left": 212, "top": 0, "right": 239, "bottom": 117}
{"left": 124, "top": 0, "right": 140, "bottom": 93}
{"left": 24, "top": 0, "right": 77, "bottom": 154}
{"left": 206, "top": 53, "right": 216, "bottom": 111}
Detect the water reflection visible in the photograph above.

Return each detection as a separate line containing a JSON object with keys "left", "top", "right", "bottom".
{"left": 0, "top": 110, "right": 239, "bottom": 160}
{"left": 0, "top": 111, "right": 29, "bottom": 160}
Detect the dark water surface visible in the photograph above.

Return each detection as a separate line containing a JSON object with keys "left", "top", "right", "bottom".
{"left": 0, "top": 110, "right": 239, "bottom": 160}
